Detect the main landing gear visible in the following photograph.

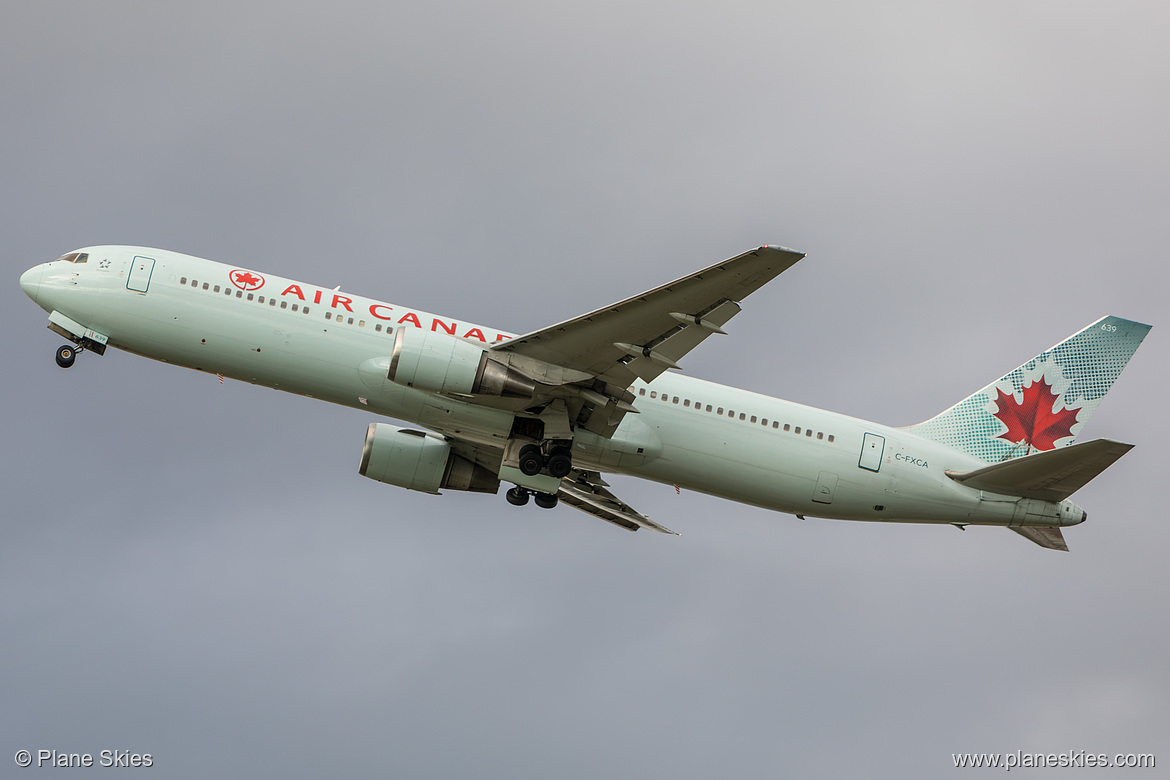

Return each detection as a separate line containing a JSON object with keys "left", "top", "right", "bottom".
{"left": 505, "top": 486, "right": 559, "bottom": 509}
{"left": 516, "top": 443, "right": 573, "bottom": 479}
{"left": 55, "top": 344, "right": 78, "bottom": 368}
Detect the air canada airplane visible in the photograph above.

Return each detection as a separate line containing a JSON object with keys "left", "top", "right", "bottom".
{"left": 21, "top": 246, "right": 1150, "bottom": 550}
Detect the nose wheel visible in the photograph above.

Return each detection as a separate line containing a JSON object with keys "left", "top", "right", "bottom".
{"left": 55, "top": 344, "right": 78, "bottom": 368}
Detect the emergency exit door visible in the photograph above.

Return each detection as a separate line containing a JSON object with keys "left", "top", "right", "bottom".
{"left": 127, "top": 256, "right": 155, "bottom": 293}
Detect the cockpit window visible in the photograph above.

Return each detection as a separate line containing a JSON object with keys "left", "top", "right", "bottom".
{"left": 55, "top": 252, "right": 89, "bottom": 264}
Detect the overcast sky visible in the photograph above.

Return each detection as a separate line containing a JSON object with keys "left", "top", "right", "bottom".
{"left": 3, "top": 2, "right": 1167, "bottom": 777}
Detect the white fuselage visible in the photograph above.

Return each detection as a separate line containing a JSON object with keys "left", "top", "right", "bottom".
{"left": 20, "top": 246, "right": 1084, "bottom": 530}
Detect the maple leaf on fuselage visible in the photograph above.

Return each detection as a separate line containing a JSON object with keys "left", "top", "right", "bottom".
{"left": 234, "top": 272, "right": 261, "bottom": 288}
{"left": 992, "top": 376, "right": 1080, "bottom": 451}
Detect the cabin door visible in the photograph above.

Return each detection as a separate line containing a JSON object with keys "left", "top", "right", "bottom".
{"left": 127, "top": 255, "right": 155, "bottom": 293}
{"left": 859, "top": 433, "right": 885, "bottom": 472}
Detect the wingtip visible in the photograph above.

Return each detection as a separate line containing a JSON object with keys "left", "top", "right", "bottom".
{"left": 758, "top": 244, "right": 805, "bottom": 257}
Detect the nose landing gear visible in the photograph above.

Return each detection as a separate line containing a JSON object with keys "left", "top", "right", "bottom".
{"left": 55, "top": 344, "right": 79, "bottom": 368}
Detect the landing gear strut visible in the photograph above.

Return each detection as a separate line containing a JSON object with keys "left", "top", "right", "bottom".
{"left": 55, "top": 344, "right": 78, "bottom": 369}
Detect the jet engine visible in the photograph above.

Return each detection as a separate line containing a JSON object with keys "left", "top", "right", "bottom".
{"left": 358, "top": 423, "right": 499, "bottom": 494}
{"left": 386, "top": 327, "right": 536, "bottom": 398}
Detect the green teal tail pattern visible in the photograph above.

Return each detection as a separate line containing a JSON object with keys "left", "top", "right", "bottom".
{"left": 906, "top": 316, "right": 1151, "bottom": 463}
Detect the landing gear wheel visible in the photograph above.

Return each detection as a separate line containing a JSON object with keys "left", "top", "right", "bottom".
{"left": 55, "top": 344, "right": 77, "bottom": 369}
{"left": 534, "top": 492, "right": 559, "bottom": 509}
{"left": 505, "top": 486, "right": 531, "bottom": 506}
{"left": 546, "top": 447, "right": 573, "bottom": 479}
{"left": 517, "top": 444, "right": 544, "bottom": 476}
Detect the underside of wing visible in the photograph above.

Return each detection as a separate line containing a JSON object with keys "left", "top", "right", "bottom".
{"left": 557, "top": 471, "right": 677, "bottom": 534}
{"left": 1009, "top": 525, "right": 1069, "bottom": 551}
{"left": 491, "top": 246, "right": 804, "bottom": 389}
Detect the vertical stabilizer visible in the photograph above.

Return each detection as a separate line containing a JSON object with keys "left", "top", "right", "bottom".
{"left": 907, "top": 316, "right": 1150, "bottom": 463}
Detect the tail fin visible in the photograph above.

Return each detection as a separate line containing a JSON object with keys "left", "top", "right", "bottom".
{"left": 907, "top": 316, "right": 1150, "bottom": 463}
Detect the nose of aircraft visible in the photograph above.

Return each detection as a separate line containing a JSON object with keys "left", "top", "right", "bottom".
{"left": 20, "top": 264, "right": 44, "bottom": 304}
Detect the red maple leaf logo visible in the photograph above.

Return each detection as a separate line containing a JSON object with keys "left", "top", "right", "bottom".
{"left": 992, "top": 376, "right": 1080, "bottom": 451}
{"left": 230, "top": 270, "right": 264, "bottom": 291}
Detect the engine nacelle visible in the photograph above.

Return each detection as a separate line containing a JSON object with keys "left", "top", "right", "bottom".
{"left": 358, "top": 424, "right": 499, "bottom": 494}
{"left": 386, "top": 327, "right": 536, "bottom": 398}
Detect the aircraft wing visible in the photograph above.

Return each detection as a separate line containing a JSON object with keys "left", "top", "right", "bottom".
{"left": 490, "top": 246, "right": 804, "bottom": 388}
{"left": 442, "top": 436, "right": 675, "bottom": 534}
{"left": 557, "top": 471, "right": 677, "bottom": 534}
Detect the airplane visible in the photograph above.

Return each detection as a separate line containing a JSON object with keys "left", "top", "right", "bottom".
{"left": 19, "top": 245, "right": 1150, "bottom": 551}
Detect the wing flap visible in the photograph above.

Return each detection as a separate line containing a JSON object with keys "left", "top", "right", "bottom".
{"left": 1009, "top": 525, "right": 1069, "bottom": 552}
{"left": 946, "top": 438, "right": 1134, "bottom": 502}
{"left": 558, "top": 472, "right": 677, "bottom": 535}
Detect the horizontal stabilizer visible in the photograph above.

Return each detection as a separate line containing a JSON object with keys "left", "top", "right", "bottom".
{"left": 1010, "top": 525, "right": 1069, "bottom": 552}
{"left": 946, "top": 438, "right": 1134, "bottom": 502}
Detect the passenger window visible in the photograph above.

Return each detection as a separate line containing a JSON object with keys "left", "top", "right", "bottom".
{"left": 269, "top": 299, "right": 276, "bottom": 306}
{"left": 760, "top": 418, "right": 766, "bottom": 425}
{"left": 717, "top": 408, "right": 723, "bottom": 415}
{"left": 728, "top": 409, "right": 734, "bottom": 417}
{"left": 225, "top": 288, "right": 231, "bottom": 295}
{"left": 706, "top": 405, "right": 712, "bottom": 412}
{"left": 795, "top": 427, "right": 801, "bottom": 434}
{"left": 375, "top": 323, "right": 382, "bottom": 332}
{"left": 280, "top": 301, "right": 288, "bottom": 309}
{"left": 772, "top": 421, "right": 779, "bottom": 429}
{"left": 347, "top": 317, "right": 354, "bottom": 325}
{"left": 650, "top": 391, "right": 657, "bottom": 399}
{"left": 828, "top": 435, "right": 835, "bottom": 443}
{"left": 806, "top": 429, "right": 813, "bottom": 437}
{"left": 236, "top": 290, "right": 242, "bottom": 298}
{"left": 291, "top": 304, "right": 298, "bottom": 311}
{"left": 739, "top": 413, "right": 745, "bottom": 420}
{"left": 180, "top": 277, "right": 187, "bottom": 284}
{"left": 639, "top": 388, "right": 646, "bottom": 396}
{"left": 258, "top": 296, "right": 265, "bottom": 303}
{"left": 359, "top": 320, "right": 365, "bottom": 327}
{"left": 817, "top": 432, "right": 823, "bottom": 440}
{"left": 325, "top": 311, "right": 332, "bottom": 320}
{"left": 202, "top": 283, "right": 209, "bottom": 290}
{"left": 214, "top": 285, "right": 220, "bottom": 293}
{"left": 683, "top": 399, "right": 690, "bottom": 407}
{"left": 191, "top": 279, "right": 198, "bottom": 287}
{"left": 784, "top": 424, "right": 791, "bottom": 432}
{"left": 247, "top": 293, "right": 254, "bottom": 301}
{"left": 303, "top": 307, "right": 310, "bottom": 314}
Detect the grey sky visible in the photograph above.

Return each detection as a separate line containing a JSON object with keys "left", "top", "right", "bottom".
{"left": 3, "top": 2, "right": 1167, "bottom": 777}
